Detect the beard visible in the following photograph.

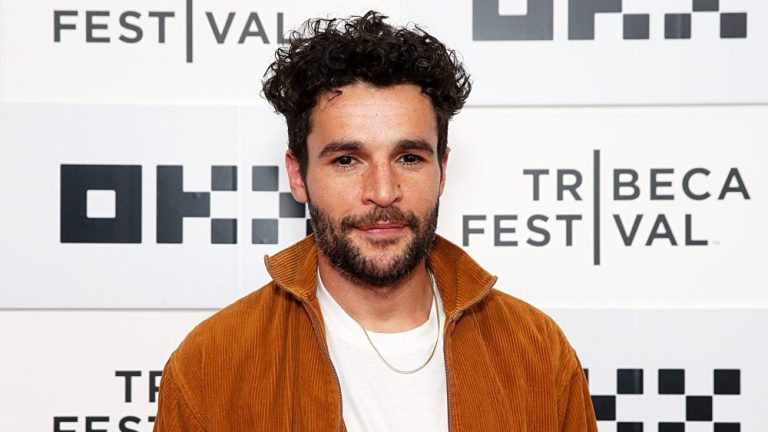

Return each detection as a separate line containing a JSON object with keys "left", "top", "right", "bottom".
{"left": 309, "top": 201, "right": 439, "bottom": 288}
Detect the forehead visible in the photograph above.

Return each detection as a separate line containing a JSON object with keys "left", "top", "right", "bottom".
{"left": 307, "top": 82, "right": 438, "bottom": 151}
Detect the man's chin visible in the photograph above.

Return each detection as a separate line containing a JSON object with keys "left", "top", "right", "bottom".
{"left": 321, "top": 229, "right": 430, "bottom": 288}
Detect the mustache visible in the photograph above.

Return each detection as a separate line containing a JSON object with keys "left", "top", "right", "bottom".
{"left": 339, "top": 207, "right": 420, "bottom": 232}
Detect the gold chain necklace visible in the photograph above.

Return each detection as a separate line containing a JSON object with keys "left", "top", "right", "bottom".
{"left": 359, "top": 272, "right": 441, "bottom": 375}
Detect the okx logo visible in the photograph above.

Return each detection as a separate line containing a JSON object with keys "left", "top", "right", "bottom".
{"left": 60, "top": 164, "right": 309, "bottom": 245}
{"left": 587, "top": 368, "right": 741, "bottom": 431}
{"left": 473, "top": 0, "right": 748, "bottom": 41}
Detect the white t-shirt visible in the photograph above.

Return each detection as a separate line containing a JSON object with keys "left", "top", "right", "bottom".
{"left": 316, "top": 273, "right": 448, "bottom": 432}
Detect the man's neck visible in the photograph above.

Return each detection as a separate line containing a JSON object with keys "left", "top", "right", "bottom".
{"left": 317, "top": 254, "right": 434, "bottom": 333}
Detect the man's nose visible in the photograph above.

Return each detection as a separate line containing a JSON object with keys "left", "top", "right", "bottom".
{"left": 361, "top": 162, "right": 402, "bottom": 207}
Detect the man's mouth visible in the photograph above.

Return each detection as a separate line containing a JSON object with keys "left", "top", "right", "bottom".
{"left": 355, "top": 221, "right": 407, "bottom": 237}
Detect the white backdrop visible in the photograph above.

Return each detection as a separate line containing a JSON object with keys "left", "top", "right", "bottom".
{"left": 0, "top": 0, "right": 765, "bottom": 430}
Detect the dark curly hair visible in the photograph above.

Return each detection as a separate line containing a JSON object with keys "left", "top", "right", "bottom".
{"left": 262, "top": 10, "right": 471, "bottom": 179}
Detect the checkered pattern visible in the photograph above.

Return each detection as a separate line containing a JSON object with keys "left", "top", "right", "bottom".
{"left": 63, "top": 164, "right": 310, "bottom": 245}
{"left": 209, "top": 165, "right": 308, "bottom": 244}
{"left": 586, "top": 368, "right": 741, "bottom": 431}
{"left": 661, "top": 1, "right": 746, "bottom": 39}
{"left": 618, "top": 1, "right": 747, "bottom": 40}
{"left": 250, "top": 166, "right": 308, "bottom": 244}
{"left": 153, "top": 165, "right": 307, "bottom": 245}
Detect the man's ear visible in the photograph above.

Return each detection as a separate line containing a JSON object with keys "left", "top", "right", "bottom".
{"left": 285, "top": 150, "right": 308, "bottom": 203}
{"left": 439, "top": 146, "right": 450, "bottom": 196}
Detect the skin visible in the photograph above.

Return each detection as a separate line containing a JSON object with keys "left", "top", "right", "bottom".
{"left": 285, "top": 82, "right": 449, "bottom": 333}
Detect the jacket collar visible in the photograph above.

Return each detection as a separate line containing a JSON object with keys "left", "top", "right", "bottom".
{"left": 264, "top": 234, "right": 498, "bottom": 321}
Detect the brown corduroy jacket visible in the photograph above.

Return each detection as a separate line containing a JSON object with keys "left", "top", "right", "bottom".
{"left": 154, "top": 235, "right": 597, "bottom": 431}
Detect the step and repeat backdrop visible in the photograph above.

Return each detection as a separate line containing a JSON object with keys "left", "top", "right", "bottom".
{"left": 1, "top": 0, "right": 766, "bottom": 430}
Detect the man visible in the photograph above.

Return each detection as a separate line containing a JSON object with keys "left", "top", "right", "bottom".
{"left": 154, "top": 11, "right": 597, "bottom": 431}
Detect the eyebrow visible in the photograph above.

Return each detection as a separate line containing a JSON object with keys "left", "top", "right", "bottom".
{"left": 318, "top": 140, "right": 363, "bottom": 158}
{"left": 318, "top": 139, "right": 435, "bottom": 158}
{"left": 396, "top": 139, "right": 435, "bottom": 155}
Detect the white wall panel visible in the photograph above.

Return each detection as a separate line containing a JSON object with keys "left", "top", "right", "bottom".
{"left": 1, "top": 104, "right": 764, "bottom": 308}
{"left": 403, "top": 0, "right": 768, "bottom": 105}
{"left": 3, "top": 1, "right": 765, "bottom": 105}
{"left": 0, "top": 0, "right": 400, "bottom": 104}
{"left": 444, "top": 105, "right": 767, "bottom": 307}
{"left": 1, "top": 0, "right": 766, "bottom": 429}
{"left": 550, "top": 308, "right": 768, "bottom": 431}
{"left": 0, "top": 310, "right": 215, "bottom": 432}
{"left": 1, "top": 309, "right": 764, "bottom": 431}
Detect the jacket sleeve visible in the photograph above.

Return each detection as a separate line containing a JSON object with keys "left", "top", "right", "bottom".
{"left": 557, "top": 354, "right": 598, "bottom": 432}
{"left": 153, "top": 363, "right": 206, "bottom": 432}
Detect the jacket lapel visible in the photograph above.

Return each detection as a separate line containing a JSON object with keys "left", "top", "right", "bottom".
{"left": 265, "top": 234, "right": 497, "bottom": 316}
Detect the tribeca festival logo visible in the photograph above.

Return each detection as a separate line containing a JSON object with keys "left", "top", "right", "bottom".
{"left": 462, "top": 150, "right": 751, "bottom": 265}
{"left": 53, "top": 0, "right": 286, "bottom": 63}
{"left": 51, "top": 367, "right": 742, "bottom": 431}
{"left": 473, "top": 0, "right": 748, "bottom": 41}
{"left": 53, "top": 370, "right": 162, "bottom": 432}
{"left": 59, "top": 164, "right": 309, "bottom": 245}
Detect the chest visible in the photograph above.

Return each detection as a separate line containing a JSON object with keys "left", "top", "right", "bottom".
{"left": 325, "top": 328, "right": 449, "bottom": 432}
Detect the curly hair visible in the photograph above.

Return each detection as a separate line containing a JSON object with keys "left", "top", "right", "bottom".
{"left": 262, "top": 10, "right": 472, "bottom": 179}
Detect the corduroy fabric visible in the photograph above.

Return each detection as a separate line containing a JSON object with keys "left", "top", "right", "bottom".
{"left": 154, "top": 235, "right": 597, "bottom": 431}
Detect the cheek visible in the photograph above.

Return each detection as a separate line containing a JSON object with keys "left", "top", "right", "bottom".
{"left": 306, "top": 175, "right": 359, "bottom": 208}
{"left": 408, "top": 179, "right": 442, "bottom": 206}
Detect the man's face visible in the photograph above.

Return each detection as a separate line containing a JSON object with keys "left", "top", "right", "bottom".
{"left": 286, "top": 82, "right": 448, "bottom": 287}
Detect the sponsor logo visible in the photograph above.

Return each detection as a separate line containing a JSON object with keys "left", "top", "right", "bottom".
{"left": 53, "top": 370, "right": 161, "bottom": 432}
{"left": 587, "top": 368, "right": 741, "bottom": 431}
{"left": 51, "top": 367, "right": 742, "bottom": 431}
{"left": 60, "top": 164, "right": 309, "bottom": 245}
{"left": 461, "top": 150, "right": 751, "bottom": 265}
{"left": 53, "top": 1, "right": 287, "bottom": 63}
{"left": 473, "top": 0, "right": 748, "bottom": 40}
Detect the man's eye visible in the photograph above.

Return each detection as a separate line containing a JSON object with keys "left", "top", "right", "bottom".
{"left": 336, "top": 156, "right": 354, "bottom": 166}
{"left": 401, "top": 154, "right": 421, "bottom": 164}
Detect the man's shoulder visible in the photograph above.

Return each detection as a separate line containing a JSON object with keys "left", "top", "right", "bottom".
{"left": 472, "top": 288, "right": 576, "bottom": 362}
{"left": 167, "top": 281, "right": 297, "bottom": 371}
{"left": 479, "top": 288, "right": 554, "bottom": 327}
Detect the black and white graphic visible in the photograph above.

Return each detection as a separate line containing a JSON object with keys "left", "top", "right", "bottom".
{"left": 2, "top": 103, "right": 765, "bottom": 308}
{"left": 472, "top": 0, "right": 748, "bottom": 41}
{"left": 249, "top": 165, "right": 309, "bottom": 244}
{"left": 154, "top": 164, "right": 307, "bottom": 245}
{"left": 461, "top": 150, "right": 751, "bottom": 266}
{"left": 2, "top": 309, "right": 765, "bottom": 431}
{"left": 60, "top": 164, "right": 142, "bottom": 243}
{"left": 0, "top": 1, "right": 393, "bottom": 104}
{"left": 443, "top": 106, "right": 766, "bottom": 308}
{"left": 51, "top": 2, "right": 288, "bottom": 64}
{"left": 588, "top": 368, "right": 741, "bottom": 431}
{"left": 400, "top": 0, "right": 768, "bottom": 104}
{"left": 2, "top": 1, "right": 767, "bottom": 104}
{"left": 60, "top": 164, "right": 308, "bottom": 245}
